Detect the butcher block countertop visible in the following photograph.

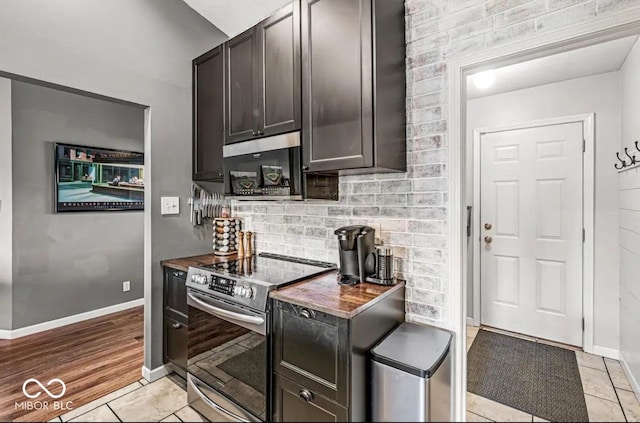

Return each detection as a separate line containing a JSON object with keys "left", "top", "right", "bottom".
{"left": 270, "top": 270, "right": 405, "bottom": 319}
{"left": 162, "top": 253, "right": 404, "bottom": 319}
{"left": 161, "top": 252, "right": 238, "bottom": 272}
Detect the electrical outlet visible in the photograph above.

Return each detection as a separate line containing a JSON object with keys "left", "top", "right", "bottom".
{"left": 368, "top": 222, "right": 382, "bottom": 244}
{"left": 123, "top": 281, "right": 130, "bottom": 292}
{"left": 242, "top": 216, "right": 252, "bottom": 232}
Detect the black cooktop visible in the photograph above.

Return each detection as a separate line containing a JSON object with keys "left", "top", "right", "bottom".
{"left": 202, "top": 252, "right": 336, "bottom": 287}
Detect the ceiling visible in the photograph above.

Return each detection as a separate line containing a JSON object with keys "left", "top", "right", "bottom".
{"left": 467, "top": 35, "right": 639, "bottom": 99}
{"left": 182, "top": 0, "right": 290, "bottom": 38}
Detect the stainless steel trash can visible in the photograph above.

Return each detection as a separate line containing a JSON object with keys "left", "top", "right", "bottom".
{"left": 371, "top": 322, "right": 452, "bottom": 422}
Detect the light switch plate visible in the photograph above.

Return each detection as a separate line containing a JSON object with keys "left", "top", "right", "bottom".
{"left": 161, "top": 197, "right": 180, "bottom": 215}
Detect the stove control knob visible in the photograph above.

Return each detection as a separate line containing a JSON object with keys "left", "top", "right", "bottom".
{"left": 191, "top": 274, "right": 208, "bottom": 285}
{"left": 234, "top": 285, "right": 253, "bottom": 299}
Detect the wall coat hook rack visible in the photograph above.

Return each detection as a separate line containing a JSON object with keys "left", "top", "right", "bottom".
{"left": 616, "top": 141, "right": 640, "bottom": 173}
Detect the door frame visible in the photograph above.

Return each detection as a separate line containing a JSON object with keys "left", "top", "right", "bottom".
{"left": 446, "top": 10, "right": 640, "bottom": 421}
{"left": 471, "top": 114, "right": 595, "bottom": 353}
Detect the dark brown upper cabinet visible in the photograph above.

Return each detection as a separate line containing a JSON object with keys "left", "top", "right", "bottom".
{"left": 225, "top": 27, "right": 258, "bottom": 144}
{"left": 301, "top": 0, "right": 406, "bottom": 174}
{"left": 193, "top": 45, "right": 225, "bottom": 181}
{"left": 258, "top": 1, "right": 301, "bottom": 138}
{"left": 224, "top": 1, "right": 301, "bottom": 145}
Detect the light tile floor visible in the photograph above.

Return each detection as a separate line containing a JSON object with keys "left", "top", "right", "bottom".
{"left": 467, "top": 325, "right": 640, "bottom": 422}
{"left": 47, "top": 375, "right": 206, "bottom": 423}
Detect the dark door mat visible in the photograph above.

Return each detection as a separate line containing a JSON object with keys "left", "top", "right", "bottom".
{"left": 467, "top": 329, "right": 588, "bottom": 422}
{"left": 217, "top": 341, "right": 266, "bottom": 395}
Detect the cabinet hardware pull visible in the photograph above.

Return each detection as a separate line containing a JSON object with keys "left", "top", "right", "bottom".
{"left": 252, "top": 130, "right": 258, "bottom": 136}
{"left": 302, "top": 165, "right": 309, "bottom": 171}
{"left": 188, "top": 293, "right": 265, "bottom": 325}
{"left": 257, "top": 130, "right": 264, "bottom": 135}
{"left": 300, "top": 308, "right": 315, "bottom": 319}
{"left": 188, "top": 375, "right": 251, "bottom": 422}
{"left": 173, "top": 271, "right": 184, "bottom": 277}
{"left": 171, "top": 323, "right": 181, "bottom": 329}
{"left": 298, "top": 389, "right": 314, "bottom": 403}
{"left": 218, "top": 171, "right": 224, "bottom": 177}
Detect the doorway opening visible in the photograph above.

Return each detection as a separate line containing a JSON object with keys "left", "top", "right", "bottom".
{"left": 0, "top": 74, "right": 150, "bottom": 422}
{"left": 454, "top": 28, "right": 640, "bottom": 422}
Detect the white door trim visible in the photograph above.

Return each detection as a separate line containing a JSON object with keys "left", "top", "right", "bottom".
{"left": 471, "top": 114, "right": 595, "bottom": 353}
{"left": 447, "top": 10, "right": 640, "bottom": 421}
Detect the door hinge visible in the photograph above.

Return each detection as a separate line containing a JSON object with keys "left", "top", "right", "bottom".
{"left": 582, "top": 318, "right": 585, "bottom": 331}
{"left": 583, "top": 139, "right": 586, "bottom": 152}
{"left": 583, "top": 228, "right": 585, "bottom": 242}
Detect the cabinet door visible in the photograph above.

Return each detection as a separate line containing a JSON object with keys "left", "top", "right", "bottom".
{"left": 273, "top": 374, "right": 348, "bottom": 422}
{"left": 225, "top": 27, "right": 259, "bottom": 144}
{"left": 163, "top": 316, "right": 188, "bottom": 378}
{"left": 273, "top": 301, "right": 349, "bottom": 405}
{"left": 193, "top": 46, "right": 224, "bottom": 181}
{"left": 256, "top": 1, "right": 301, "bottom": 138}
{"left": 163, "top": 268, "right": 187, "bottom": 322}
{"left": 301, "top": 0, "right": 373, "bottom": 172}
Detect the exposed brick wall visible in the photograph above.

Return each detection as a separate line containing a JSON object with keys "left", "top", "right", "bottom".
{"left": 233, "top": 0, "right": 640, "bottom": 328}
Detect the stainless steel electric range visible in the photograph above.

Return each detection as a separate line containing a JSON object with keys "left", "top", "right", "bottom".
{"left": 185, "top": 252, "right": 336, "bottom": 422}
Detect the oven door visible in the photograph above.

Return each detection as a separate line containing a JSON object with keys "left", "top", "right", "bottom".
{"left": 187, "top": 289, "right": 268, "bottom": 422}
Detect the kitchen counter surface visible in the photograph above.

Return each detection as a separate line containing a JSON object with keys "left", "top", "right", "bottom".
{"left": 270, "top": 270, "right": 405, "bottom": 319}
{"left": 161, "top": 252, "right": 238, "bottom": 272}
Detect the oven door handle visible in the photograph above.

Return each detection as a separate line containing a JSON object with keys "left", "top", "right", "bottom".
{"left": 187, "top": 293, "right": 265, "bottom": 325}
{"left": 187, "top": 375, "right": 252, "bottom": 423}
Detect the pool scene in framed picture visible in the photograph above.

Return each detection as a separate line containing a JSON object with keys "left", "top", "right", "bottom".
{"left": 54, "top": 143, "right": 145, "bottom": 212}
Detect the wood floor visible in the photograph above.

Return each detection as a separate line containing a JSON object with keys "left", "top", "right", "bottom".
{"left": 0, "top": 306, "right": 143, "bottom": 422}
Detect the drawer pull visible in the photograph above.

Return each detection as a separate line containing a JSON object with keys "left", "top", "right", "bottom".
{"left": 171, "top": 323, "right": 181, "bottom": 329}
{"left": 300, "top": 308, "right": 315, "bottom": 319}
{"left": 298, "top": 389, "right": 314, "bottom": 403}
{"left": 173, "top": 271, "right": 185, "bottom": 278}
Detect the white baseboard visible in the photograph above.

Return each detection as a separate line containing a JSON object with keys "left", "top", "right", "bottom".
{"left": 0, "top": 298, "right": 144, "bottom": 340}
{"left": 593, "top": 345, "right": 620, "bottom": 360}
{"left": 142, "top": 365, "right": 169, "bottom": 383}
{"left": 466, "top": 317, "right": 475, "bottom": 326}
{"left": 620, "top": 352, "right": 640, "bottom": 399}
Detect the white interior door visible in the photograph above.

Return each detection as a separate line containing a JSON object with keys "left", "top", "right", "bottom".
{"left": 480, "top": 122, "right": 584, "bottom": 346}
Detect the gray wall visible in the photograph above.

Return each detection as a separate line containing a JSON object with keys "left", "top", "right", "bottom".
{"left": 0, "top": 77, "right": 11, "bottom": 331}
{"left": 0, "top": 0, "right": 226, "bottom": 369}
{"left": 11, "top": 80, "right": 145, "bottom": 328}
{"left": 466, "top": 72, "right": 622, "bottom": 350}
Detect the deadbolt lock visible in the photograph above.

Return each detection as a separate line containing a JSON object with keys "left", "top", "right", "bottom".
{"left": 484, "top": 223, "right": 492, "bottom": 230}
{"left": 484, "top": 236, "right": 493, "bottom": 244}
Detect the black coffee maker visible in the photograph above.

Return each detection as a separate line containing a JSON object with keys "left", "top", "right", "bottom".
{"left": 334, "top": 225, "right": 376, "bottom": 285}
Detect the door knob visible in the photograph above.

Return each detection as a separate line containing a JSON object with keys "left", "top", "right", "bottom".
{"left": 484, "top": 236, "right": 493, "bottom": 244}
{"left": 484, "top": 223, "right": 492, "bottom": 230}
